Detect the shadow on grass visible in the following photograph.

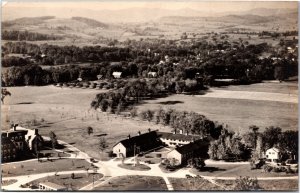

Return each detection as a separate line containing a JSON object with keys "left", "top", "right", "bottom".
{"left": 94, "top": 133, "right": 107, "bottom": 137}
{"left": 201, "top": 166, "right": 226, "bottom": 173}
{"left": 15, "top": 102, "right": 34, "bottom": 105}
{"left": 157, "top": 101, "right": 184, "bottom": 105}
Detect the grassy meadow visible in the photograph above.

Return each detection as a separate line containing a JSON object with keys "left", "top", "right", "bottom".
{"left": 1, "top": 81, "right": 297, "bottom": 159}
{"left": 136, "top": 81, "right": 298, "bottom": 133}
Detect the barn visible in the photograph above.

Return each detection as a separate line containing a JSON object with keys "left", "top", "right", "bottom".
{"left": 166, "top": 139, "right": 210, "bottom": 165}
{"left": 113, "top": 130, "right": 162, "bottom": 158}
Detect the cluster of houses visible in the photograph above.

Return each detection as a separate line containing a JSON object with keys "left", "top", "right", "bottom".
{"left": 112, "top": 129, "right": 210, "bottom": 165}
{"left": 1, "top": 125, "right": 44, "bottom": 163}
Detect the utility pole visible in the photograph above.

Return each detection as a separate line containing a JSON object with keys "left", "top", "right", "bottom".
{"left": 133, "top": 143, "right": 136, "bottom": 167}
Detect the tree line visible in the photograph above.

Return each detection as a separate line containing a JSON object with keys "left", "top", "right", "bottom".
{"left": 2, "top": 64, "right": 102, "bottom": 86}
{"left": 2, "top": 30, "right": 61, "bottom": 41}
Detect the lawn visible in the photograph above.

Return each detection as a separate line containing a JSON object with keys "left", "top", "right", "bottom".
{"left": 136, "top": 81, "right": 298, "bottom": 132}
{"left": 1, "top": 86, "right": 172, "bottom": 160}
{"left": 216, "top": 179, "right": 298, "bottom": 191}
{"left": 190, "top": 163, "right": 298, "bottom": 178}
{"left": 117, "top": 163, "right": 151, "bottom": 171}
{"left": 169, "top": 177, "right": 222, "bottom": 190}
{"left": 93, "top": 175, "right": 167, "bottom": 191}
{"left": 29, "top": 173, "right": 103, "bottom": 190}
{"left": 2, "top": 158, "right": 91, "bottom": 177}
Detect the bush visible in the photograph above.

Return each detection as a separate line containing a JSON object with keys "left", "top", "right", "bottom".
{"left": 234, "top": 176, "right": 260, "bottom": 190}
{"left": 263, "top": 165, "right": 272, "bottom": 173}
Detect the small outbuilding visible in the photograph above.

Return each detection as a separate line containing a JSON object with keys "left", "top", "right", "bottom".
{"left": 148, "top": 72, "right": 157, "bottom": 78}
{"left": 112, "top": 72, "right": 122, "bottom": 79}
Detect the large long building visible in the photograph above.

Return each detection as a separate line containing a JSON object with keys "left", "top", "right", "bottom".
{"left": 1, "top": 127, "right": 28, "bottom": 162}
{"left": 1, "top": 126, "right": 44, "bottom": 163}
{"left": 113, "top": 130, "right": 162, "bottom": 158}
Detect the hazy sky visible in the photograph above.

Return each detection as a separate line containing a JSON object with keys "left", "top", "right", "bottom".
{"left": 2, "top": 1, "right": 298, "bottom": 22}
{"left": 3, "top": 1, "right": 297, "bottom": 11}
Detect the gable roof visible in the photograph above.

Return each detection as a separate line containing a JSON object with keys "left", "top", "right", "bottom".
{"left": 173, "top": 139, "right": 210, "bottom": 155}
{"left": 267, "top": 147, "right": 280, "bottom": 153}
{"left": 158, "top": 132, "right": 201, "bottom": 142}
{"left": 114, "top": 131, "right": 159, "bottom": 148}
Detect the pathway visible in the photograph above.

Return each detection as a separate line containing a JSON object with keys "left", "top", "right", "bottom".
{"left": 2, "top": 138, "right": 299, "bottom": 191}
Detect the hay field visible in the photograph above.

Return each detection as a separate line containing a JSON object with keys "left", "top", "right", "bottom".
{"left": 136, "top": 81, "right": 298, "bottom": 132}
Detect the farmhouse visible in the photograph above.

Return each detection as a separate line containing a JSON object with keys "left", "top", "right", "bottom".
{"left": 24, "top": 128, "right": 44, "bottom": 154}
{"left": 112, "top": 72, "right": 122, "bottom": 79}
{"left": 166, "top": 139, "right": 210, "bottom": 165}
{"left": 265, "top": 147, "right": 282, "bottom": 163}
{"left": 158, "top": 132, "right": 201, "bottom": 147}
{"left": 113, "top": 130, "right": 162, "bottom": 158}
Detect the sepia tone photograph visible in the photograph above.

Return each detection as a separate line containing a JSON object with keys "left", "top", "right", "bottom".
{"left": 0, "top": 0, "right": 298, "bottom": 191}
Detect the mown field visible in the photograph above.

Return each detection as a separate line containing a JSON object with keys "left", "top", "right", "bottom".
{"left": 93, "top": 175, "right": 167, "bottom": 191}
{"left": 136, "top": 81, "right": 298, "bottom": 132}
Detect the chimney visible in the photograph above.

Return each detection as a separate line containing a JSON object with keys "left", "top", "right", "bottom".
{"left": 186, "top": 131, "right": 189, "bottom": 136}
{"left": 127, "top": 134, "right": 131, "bottom": 139}
{"left": 35, "top": 129, "right": 39, "bottom": 135}
{"left": 138, "top": 131, "right": 141, "bottom": 136}
{"left": 148, "top": 128, "right": 151, "bottom": 133}
{"left": 12, "top": 124, "right": 18, "bottom": 131}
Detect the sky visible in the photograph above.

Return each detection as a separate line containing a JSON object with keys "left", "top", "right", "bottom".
{"left": 2, "top": 1, "right": 298, "bottom": 22}
{"left": 2, "top": 1, "right": 297, "bottom": 11}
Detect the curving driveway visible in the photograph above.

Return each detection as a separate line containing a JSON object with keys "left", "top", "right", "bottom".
{"left": 2, "top": 139, "right": 298, "bottom": 191}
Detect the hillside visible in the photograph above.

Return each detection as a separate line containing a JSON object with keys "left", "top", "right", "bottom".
{"left": 2, "top": 16, "right": 55, "bottom": 27}
{"left": 71, "top": 17, "right": 108, "bottom": 28}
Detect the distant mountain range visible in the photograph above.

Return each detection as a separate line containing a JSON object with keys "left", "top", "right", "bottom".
{"left": 2, "top": 6, "right": 297, "bottom": 23}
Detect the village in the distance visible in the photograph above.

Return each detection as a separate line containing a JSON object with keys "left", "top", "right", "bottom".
{"left": 1, "top": 1, "right": 299, "bottom": 191}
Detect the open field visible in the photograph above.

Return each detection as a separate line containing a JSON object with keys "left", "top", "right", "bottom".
{"left": 1, "top": 86, "right": 172, "bottom": 160}
{"left": 190, "top": 163, "right": 298, "bottom": 178}
{"left": 93, "top": 175, "right": 167, "bottom": 191}
{"left": 216, "top": 179, "right": 298, "bottom": 191}
{"left": 30, "top": 173, "right": 103, "bottom": 190}
{"left": 2, "top": 158, "right": 91, "bottom": 177}
{"left": 136, "top": 81, "right": 298, "bottom": 132}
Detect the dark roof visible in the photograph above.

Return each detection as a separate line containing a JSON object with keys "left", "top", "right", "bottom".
{"left": 174, "top": 139, "right": 210, "bottom": 154}
{"left": 116, "top": 131, "right": 159, "bottom": 148}
{"left": 158, "top": 132, "right": 201, "bottom": 142}
{"left": 3, "top": 129, "right": 28, "bottom": 136}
